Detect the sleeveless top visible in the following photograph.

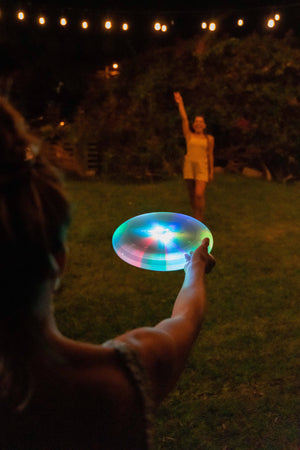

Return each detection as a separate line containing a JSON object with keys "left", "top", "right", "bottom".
{"left": 0, "top": 340, "right": 154, "bottom": 449}
{"left": 186, "top": 134, "right": 208, "bottom": 163}
{"left": 103, "top": 340, "right": 155, "bottom": 449}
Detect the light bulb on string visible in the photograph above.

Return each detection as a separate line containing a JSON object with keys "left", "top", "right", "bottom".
{"left": 161, "top": 24, "right": 167, "bottom": 32}
{"left": 201, "top": 22, "right": 207, "bottom": 29}
{"left": 60, "top": 17, "right": 67, "bottom": 27}
{"left": 81, "top": 20, "right": 88, "bottom": 29}
{"left": 267, "top": 18, "right": 275, "bottom": 28}
{"left": 105, "top": 20, "right": 112, "bottom": 30}
{"left": 274, "top": 13, "right": 280, "bottom": 21}
{"left": 237, "top": 19, "right": 244, "bottom": 27}
{"left": 154, "top": 22, "right": 161, "bottom": 31}
{"left": 17, "top": 11, "right": 25, "bottom": 21}
{"left": 209, "top": 22, "right": 216, "bottom": 31}
{"left": 122, "top": 22, "right": 129, "bottom": 31}
{"left": 38, "top": 16, "right": 46, "bottom": 25}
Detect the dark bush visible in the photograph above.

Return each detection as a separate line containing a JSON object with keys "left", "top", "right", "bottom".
{"left": 73, "top": 33, "right": 300, "bottom": 181}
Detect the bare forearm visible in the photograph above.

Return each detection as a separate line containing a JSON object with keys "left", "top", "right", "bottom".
{"left": 177, "top": 101, "right": 188, "bottom": 122}
{"left": 153, "top": 277, "right": 206, "bottom": 387}
{"left": 155, "top": 269, "right": 206, "bottom": 355}
{"left": 174, "top": 92, "right": 190, "bottom": 137}
{"left": 173, "top": 278, "right": 206, "bottom": 321}
{"left": 156, "top": 244, "right": 210, "bottom": 336}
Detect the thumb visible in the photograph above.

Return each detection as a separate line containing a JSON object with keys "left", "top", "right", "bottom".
{"left": 201, "top": 237, "right": 210, "bottom": 248}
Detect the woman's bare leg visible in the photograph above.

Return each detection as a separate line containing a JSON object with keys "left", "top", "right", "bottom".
{"left": 194, "top": 180, "right": 206, "bottom": 221}
{"left": 185, "top": 179, "right": 195, "bottom": 211}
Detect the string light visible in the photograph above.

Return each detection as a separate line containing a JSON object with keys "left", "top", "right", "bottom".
{"left": 17, "top": 11, "right": 25, "bottom": 21}
{"left": 153, "top": 23, "right": 168, "bottom": 32}
{"left": 9, "top": 6, "right": 297, "bottom": 35}
{"left": 38, "top": 16, "right": 46, "bottom": 25}
{"left": 267, "top": 18, "right": 275, "bottom": 28}
{"left": 60, "top": 17, "right": 67, "bottom": 27}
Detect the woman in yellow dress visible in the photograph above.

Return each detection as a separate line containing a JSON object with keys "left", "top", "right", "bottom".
{"left": 174, "top": 92, "right": 214, "bottom": 221}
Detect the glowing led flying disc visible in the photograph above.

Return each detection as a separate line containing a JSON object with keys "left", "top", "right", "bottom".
{"left": 112, "top": 212, "right": 213, "bottom": 271}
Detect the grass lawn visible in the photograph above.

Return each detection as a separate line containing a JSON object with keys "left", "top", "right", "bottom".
{"left": 55, "top": 173, "right": 299, "bottom": 449}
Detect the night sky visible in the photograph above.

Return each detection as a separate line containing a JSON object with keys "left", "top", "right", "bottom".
{"left": 1, "top": 0, "right": 299, "bottom": 118}
{"left": 20, "top": 0, "right": 288, "bottom": 9}
{"left": 2, "top": 1, "right": 298, "bottom": 74}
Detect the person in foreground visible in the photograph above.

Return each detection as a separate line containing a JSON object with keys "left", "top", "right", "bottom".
{"left": 174, "top": 91, "right": 214, "bottom": 222}
{"left": 0, "top": 98, "right": 215, "bottom": 449}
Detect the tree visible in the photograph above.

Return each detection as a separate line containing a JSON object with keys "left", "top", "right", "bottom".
{"left": 73, "top": 33, "right": 300, "bottom": 181}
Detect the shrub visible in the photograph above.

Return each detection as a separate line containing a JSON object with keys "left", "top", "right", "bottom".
{"left": 73, "top": 33, "right": 300, "bottom": 181}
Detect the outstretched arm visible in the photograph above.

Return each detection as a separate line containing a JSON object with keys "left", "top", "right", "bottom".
{"left": 114, "top": 238, "right": 215, "bottom": 405}
{"left": 174, "top": 92, "right": 191, "bottom": 140}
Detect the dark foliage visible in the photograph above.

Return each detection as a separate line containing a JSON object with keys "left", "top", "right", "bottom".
{"left": 73, "top": 33, "right": 300, "bottom": 181}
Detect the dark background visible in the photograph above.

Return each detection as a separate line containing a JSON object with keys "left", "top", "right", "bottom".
{"left": 0, "top": 1, "right": 299, "bottom": 119}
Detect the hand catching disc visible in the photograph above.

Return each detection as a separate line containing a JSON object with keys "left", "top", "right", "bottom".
{"left": 112, "top": 212, "right": 213, "bottom": 271}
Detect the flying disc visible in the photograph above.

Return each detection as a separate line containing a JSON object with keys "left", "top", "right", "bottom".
{"left": 112, "top": 212, "right": 213, "bottom": 271}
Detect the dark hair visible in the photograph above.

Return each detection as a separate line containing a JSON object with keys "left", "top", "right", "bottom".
{"left": 192, "top": 115, "right": 208, "bottom": 133}
{"left": 0, "top": 98, "right": 71, "bottom": 410}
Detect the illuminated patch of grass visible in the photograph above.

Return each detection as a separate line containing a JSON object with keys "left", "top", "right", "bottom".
{"left": 55, "top": 174, "right": 299, "bottom": 449}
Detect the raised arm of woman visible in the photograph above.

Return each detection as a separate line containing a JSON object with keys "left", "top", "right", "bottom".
{"left": 114, "top": 238, "right": 215, "bottom": 405}
{"left": 174, "top": 92, "right": 191, "bottom": 140}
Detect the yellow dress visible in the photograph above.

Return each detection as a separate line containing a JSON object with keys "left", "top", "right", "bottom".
{"left": 183, "top": 134, "right": 209, "bottom": 182}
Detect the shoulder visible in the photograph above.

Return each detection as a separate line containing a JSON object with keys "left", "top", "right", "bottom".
{"left": 43, "top": 337, "right": 139, "bottom": 402}
{"left": 44, "top": 340, "right": 148, "bottom": 430}
{"left": 207, "top": 134, "right": 214, "bottom": 142}
{"left": 114, "top": 327, "right": 176, "bottom": 366}
{"left": 27, "top": 341, "right": 150, "bottom": 448}
{"left": 113, "top": 327, "right": 177, "bottom": 403}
